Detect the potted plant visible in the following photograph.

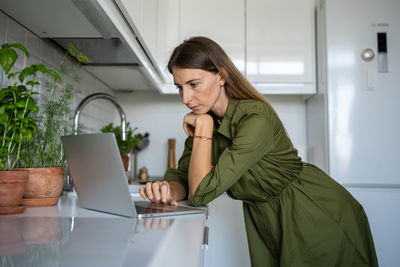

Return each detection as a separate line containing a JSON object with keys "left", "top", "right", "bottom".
{"left": 0, "top": 43, "right": 59, "bottom": 214}
{"left": 18, "top": 44, "right": 89, "bottom": 207}
{"left": 100, "top": 122, "right": 145, "bottom": 171}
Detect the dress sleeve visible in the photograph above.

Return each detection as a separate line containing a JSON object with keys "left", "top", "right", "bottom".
{"left": 188, "top": 112, "right": 274, "bottom": 206}
{"left": 163, "top": 136, "right": 193, "bottom": 196}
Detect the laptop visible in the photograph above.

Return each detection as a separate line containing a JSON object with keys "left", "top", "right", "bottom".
{"left": 61, "top": 133, "right": 204, "bottom": 218}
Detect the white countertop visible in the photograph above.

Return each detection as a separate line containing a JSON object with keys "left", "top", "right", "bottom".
{"left": 0, "top": 195, "right": 206, "bottom": 267}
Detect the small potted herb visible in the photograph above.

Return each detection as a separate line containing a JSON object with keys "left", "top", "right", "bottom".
{"left": 18, "top": 44, "right": 89, "bottom": 207}
{"left": 0, "top": 43, "right": 59, "bottom": 214}
{"left": 100, "top": 122, "right": 145, "bottom": 171}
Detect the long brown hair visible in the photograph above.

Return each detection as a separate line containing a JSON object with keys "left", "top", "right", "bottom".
{"left": 167, "top": 36, "right": 272, "bottom": 107}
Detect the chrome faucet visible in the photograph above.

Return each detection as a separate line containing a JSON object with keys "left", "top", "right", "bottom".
{"left": 73, "top": 93, "right": 127, "bottom": 139}
{"left": 63, "top": 92, "right": 127, "bottom": 192}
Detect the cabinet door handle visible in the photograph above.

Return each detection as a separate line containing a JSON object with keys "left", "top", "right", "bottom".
{"left": 202, "top": 226, "right": 209, "bottom": 251}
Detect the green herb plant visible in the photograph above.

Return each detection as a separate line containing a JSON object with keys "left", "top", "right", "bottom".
{"left": 0, "top": 43, "right": 60, "bottom": 170}
{"left": 21, "top": 43, "right": 90, "bottom": 168}
{"left": 101, "top": 122, "right": 143, "bottom": 156}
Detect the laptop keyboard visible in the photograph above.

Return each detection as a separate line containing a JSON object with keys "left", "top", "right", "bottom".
{"left": 134, "top": 201, "right": 179, "bottom": 214}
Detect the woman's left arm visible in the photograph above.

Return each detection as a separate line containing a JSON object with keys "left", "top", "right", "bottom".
{"left": 188, "top": 112, "right": 274, "bottom": 206}
{"left": 182, "top": 113, "right": 214, "bottom": 199}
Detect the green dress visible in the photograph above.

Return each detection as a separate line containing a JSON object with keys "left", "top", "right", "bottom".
{"left": 164, "top": 98, "right": 378, "bottom": 267}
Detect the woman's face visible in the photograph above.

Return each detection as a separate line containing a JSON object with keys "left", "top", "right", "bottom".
{"left": 172, "top": 67, "right": 227, "bottom": 115}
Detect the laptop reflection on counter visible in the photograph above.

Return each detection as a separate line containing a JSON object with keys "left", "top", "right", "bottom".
{"left": 60, "top": 217, "right": 175, "bottom": 267}
{"left": 61, "top": 133, "right": 204, "bottom": 218}
{"left": 60, "top": 218, "right": 136, "bottom": 267}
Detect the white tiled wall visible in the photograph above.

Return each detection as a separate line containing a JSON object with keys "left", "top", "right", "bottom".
{"left": 0, "top": 11, "right": 118, "bottom": 133}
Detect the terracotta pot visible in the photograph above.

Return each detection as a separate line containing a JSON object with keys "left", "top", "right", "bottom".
{"left": 121, "top": 155, "right": 129, "bottom": 171}
{"left": 18, "top": 167, "right": 65, "bottom": 207}
{"left": 0, "top": 170, "right": 28, "bottom": 208}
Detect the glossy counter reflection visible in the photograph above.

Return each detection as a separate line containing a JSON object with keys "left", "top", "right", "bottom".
{"left": 0, "top": 196, "right": 204, "bottom": 267}
{"left": 0, "top": 216, "right": 71, "bottom": 266}
{"left": 61, "top": 217, "right": 175, "bottom": 267}
{"left": 0, "top": 216, "right": 177, "bottom": 266}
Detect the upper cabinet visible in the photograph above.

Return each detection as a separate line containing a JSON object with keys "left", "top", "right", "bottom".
{"left": 246, "top": 0, "right": 316, "bottom": 94}
{"left": 0, "top": 0, "right": 316, "bottom": 94}
{"left": 117, "top": 0, "right": 244, "bottom": 93}
{"left": 117, "top": 0, "right": 316, "bottom": 94}
{"left": 115, "top": 0, "right": 160, "bottom": 71}
{"left": 179, "top": 0, "right": 245, "bottom": 74}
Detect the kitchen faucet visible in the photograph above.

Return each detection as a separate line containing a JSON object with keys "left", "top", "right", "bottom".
{"left": 63, "top": 93, "right": 127, "bottom": 192}
{"left": 73, "top": 93, "right": 127, "bottom": 139}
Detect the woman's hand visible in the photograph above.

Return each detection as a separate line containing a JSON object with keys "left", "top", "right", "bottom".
{"left": 139, "top": 181, "right": 178, "bottom": 206}
{"left": 183, "top": 113, "right": 214, "bottom": 137}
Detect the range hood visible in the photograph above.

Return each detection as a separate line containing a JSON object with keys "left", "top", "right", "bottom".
{"left": 0, "top": 0, "right": 164, "bottom": 92}
{"left": 51, "top": 38, "right": 140, "bottom": 66}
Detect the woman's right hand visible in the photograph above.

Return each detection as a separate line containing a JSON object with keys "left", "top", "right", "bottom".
{"left": 139, "top": 181, "right": 178, "bottom": 206}
{"left": 182, "top": 113, "right": 214, "bottom": 137}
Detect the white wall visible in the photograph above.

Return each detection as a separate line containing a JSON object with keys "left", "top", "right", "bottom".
{"left": 116, "top": 91, "right": 308, "bottom": 177}
{"left": 0, "top": 11, "right": 118, "bottom": 132}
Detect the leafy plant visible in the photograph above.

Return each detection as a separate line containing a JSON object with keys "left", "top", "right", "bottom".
{"left": 0, "top": 43, "right": 60, "bottom": 170}
{"left": 20, "top": 43, "right": 90, "bottom": 168}
{"left": 101, "top": 122, "right": 144, "bottom": 155}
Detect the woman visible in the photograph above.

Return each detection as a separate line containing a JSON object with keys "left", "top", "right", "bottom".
{"left": 139, "top": 36, "right": 378, "bottom": 267}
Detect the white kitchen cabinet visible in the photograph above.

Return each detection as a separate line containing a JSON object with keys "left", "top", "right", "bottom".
{"left": 204, "top": 193, "right": 251, "bottom": 267}
{"left": 155, "top": 0, "right": 181, "bottom": 83}
{"left": 137, "top": 0, "right": 158, "bottom": 59}
{"left": 118, "top": 0, "right": 245, "bottom": 88}
{"left": 179, "top": 0, "right": 245, "bottom": 74}
{"left": 246, "top": 0, "right": 316, "bottom": 94}
{"left": 157, "top": 0, "right": 246, "bottom": 85}
{"left": 116, "top": 0, "right": 159, "bottom": 70}
{"left": 116, "top": 0, "right": 316, "bottom": 94}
